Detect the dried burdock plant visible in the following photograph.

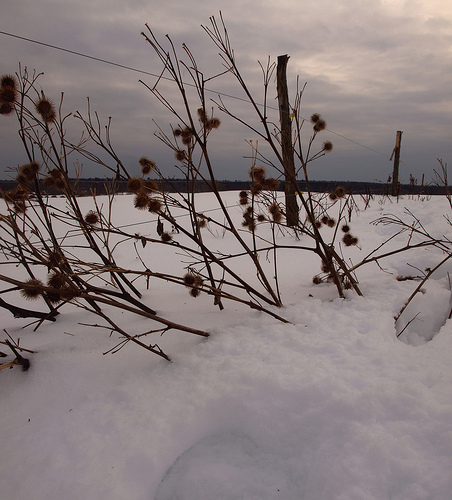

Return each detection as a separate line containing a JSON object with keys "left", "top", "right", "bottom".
{"left": 312, "top": 114, "right": 327, "bottom": 132}
{"left": 84, "top": 210, "right": 100, "bottom": 226}
{"left": 1, "top": 74, "right": 17, "bottom": 89}
{"left": 148, "top": 198, "right": 162, "bottom": 213}
{"left": 134, "top": 192, "right": 150, "bottom": 210}
{"left": 35, "top": 95, "right": 56, "bottom": 123}
{"left": 0, "top": 74, "right": 17, "bottom": 116}
{"left": 0, "top": 86, "right": 17, "bottom": 104}
{"left": 249, "top": 166, "right": 266, "bottom": 184}
{"left": 127, "top": 177, "right": 142, "bottom": 193}
{"left": 142, "top": 179, "right": 158, "bottom": 192}
{"left": 268, "top": 203, "right": 282, "bottom": 223}
{"left": 0, "top": 68, "right": 215, "bottom": 362}
{"left": 19, "top": 161, "right": 40, "bottom": 180}
{"left": 175, "top": 149, "right": 187, "bottom": 162}
{"left": 342, "top": 233, "right": 359, "bottom": 247}
{"left": 20, "top": 279, "right": 45, "bottom": 301}
{"left": 0, "top": 101, "right": 14, "bottom": 115}
{"left": 197, "top": 215, "right": 207, "bottom": 228}
{"left": 160, "top": 231, "right": 173, "bottom": 243}
{"left": 183, "top": 273, "right": 203, "bottom": 298}
{"left": 139, "top": 156, "right": 156, "bottom": 175}
{"left": 239, "top": 190, "right": 249, "bottom": 205}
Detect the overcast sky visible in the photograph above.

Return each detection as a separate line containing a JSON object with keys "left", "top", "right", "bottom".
{"left": 1, "top": 0, "right": 451, "bottom": 183}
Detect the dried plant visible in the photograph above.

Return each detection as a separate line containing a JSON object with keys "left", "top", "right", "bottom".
{"left": 2, "top": 18, "right": 448, "bottom": 364}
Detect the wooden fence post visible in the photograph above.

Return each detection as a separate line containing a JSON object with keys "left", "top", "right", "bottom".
{"left": 390, "top": 130, "right": 403, "bottom": 196}
{"left": 277, "top": 54, "right": 299, "bottom": 226}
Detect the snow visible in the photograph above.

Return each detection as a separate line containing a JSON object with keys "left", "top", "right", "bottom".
{"left": 1, "top": 191, "right": 452, "bottom": 499}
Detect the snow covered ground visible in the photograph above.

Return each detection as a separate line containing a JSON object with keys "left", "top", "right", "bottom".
{"left": 1, "top": 191, "right": 452, "bottom": 499}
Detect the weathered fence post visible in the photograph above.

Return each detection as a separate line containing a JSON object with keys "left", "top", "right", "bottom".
{"left": 277, "top": 54, "right": 299, "bottom": 226}
{"left": 390, "top": 130, "right": 403, "bottom": 196}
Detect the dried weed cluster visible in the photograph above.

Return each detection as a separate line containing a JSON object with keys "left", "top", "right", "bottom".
{"left": 2, "top": 16, "right": 448, "bottom": 363}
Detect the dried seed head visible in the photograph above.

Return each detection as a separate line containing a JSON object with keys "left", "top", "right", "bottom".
{"left": 335, "top": 186, "right": 346, "bottom": 198}
{"left": 326, "top": 218, "right": 336, "bottom": 228}
{"left": 249, "top": 166, "right": 266, "bottom": 183}
{"left": 310, "top": 113, "right": 321, "bottom": 123}
{"left": 19, "top": 161, "right": 40, "bottom": 181}
{"left": 148, "top": 198, "right": 162, "bottom": 213}
{"left": 161, "top": 231, "right": 173, "bottom": 243}
{"left": 257, "top": 214, "right": 266, "bottom": 222}
{"left": 250, "top": 184, "right": 263, "bottom": 195}
{"left": 84, "top": 210, "right": 99, "bottom": 226}
{"left": 313, "top": 119, "right": 327, "bottom": 132}
{"left": 341, "top": 224, "right": 350, "bottom": 233}
{"left": 239, "top": 190, "right": 249, "bottom": 205}
{"left": 183, "top": 273, "right": 196, "bottom": 286}
{"left": 180, "top": 127, "right": 193, "bottom": 145}
{"left": 30, "top": 161, "right": 41, "bottom": 173}
{"left": 323, "top": 141, "right": 333, "bottom": 152}
{"left": 46, "top": 290, "right": 63, "bottom": 305}
{"left": 207, "top": 117, "right": 221, "bottom": 130}
{"left": 242, "top": 208, "right": 253, "bottom": 228}
{"left": 175, "top": 149, "right": 187, "bottom": 162}
{"left": 134, "top": 192, "right": 150, "bottom": 210}
{"left": 46, "top": 276, "right": 76, "bottom": 303}
{"left": 47, "top": 272, "right": 67, "bottom": 289}
{"left": 190, "top": 287, "right": 201, "bottom": 297}
{"left": 0, "top": 86, "right": 16, "bottom": 104}
{"left": 0, "top": 101, "right": 14, "bottom": 115}
{"left": 49, "top": 168, "right": 62, "bottom": 179}
{"left": 193, "top": 275, "right": 203, "bottom": 288}
{"left": 44, "top": 168, "right": 65, "bottom": 190}
{"left": 197, "top": 107, "right": 208, "bottom": 124}
{"left": 268, "top": 203, "right": 279, "bottom": 215}
{"left": 273, "top": 211, "right": 283, "bottom": 223}
{"left": 247, "top": 220, "right": 256, "bottom": 231}
{"left": 329, "top": 192, "right": 338, "bottom": 201}
{"left": 142, "top": 179, "right": 158, "bottom": 192}
{"left": 197, "top": 216, "right": 207, "bottom": 228}
{"left": 47, "top": 250, "right": 64, "bottom": 267}
{"left": 321, "top": 215, "right": 329, "bottom": 225}
{"left": 127, "top": 177, "right": 142, "bottom": 193}
{"left": 1, "top": 75, "right": 17, "bottom": 89}
{"left": 342, "top": 233, "right": 358, "bottom": 246}
{"left": 262, "top": 178, "right": 280, "bottom": 190}
{"left": 312, "top": 275, "right": 322, "bottom": 285}
{"left": 35, "top": 96, "right": 56, "bottom": 123}
{"left": 20, "top": 278, "right": 44, "bottom": 300}
{"left": 268, "top": 203, "right": 282, "bottom": 223}
{"left": 139, "top": 156, "right": 156, "bottom": 175}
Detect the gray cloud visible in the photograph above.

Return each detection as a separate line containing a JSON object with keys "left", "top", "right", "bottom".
{"left": 1, "top": 0, "right": 451, "bottom": 183}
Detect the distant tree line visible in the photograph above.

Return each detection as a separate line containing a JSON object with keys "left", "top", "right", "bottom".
{"left": 0, "top": 177, "right": 447, "bottom": 197}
